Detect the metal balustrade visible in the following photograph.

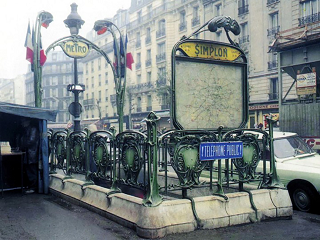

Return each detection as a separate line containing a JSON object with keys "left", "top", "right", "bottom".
{"left": 48, "top": 114, "right": 280, "bottom": 206}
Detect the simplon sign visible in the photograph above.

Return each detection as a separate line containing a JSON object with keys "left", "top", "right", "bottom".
{"left": 178, "top": 42, "right": 242, "bottom": 61}
{"left": 62, "top": 40, "right": 89, "bottom": 58}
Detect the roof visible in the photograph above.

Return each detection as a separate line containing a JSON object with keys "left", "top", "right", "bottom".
{"left": 0, "top": 102, "right": 57, "bottom": 122}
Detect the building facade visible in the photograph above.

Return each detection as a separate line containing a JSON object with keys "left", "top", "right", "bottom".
{"left": 0, "top": 76, "right": 25, "bottom": 105}
{"left": 25, "top": 51, "right": 83, "bottom": 128}
{"left": 25, "top": 0, "right": 320, "bottom": 131}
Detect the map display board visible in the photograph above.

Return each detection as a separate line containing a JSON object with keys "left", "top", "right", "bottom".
{"left": 172, "top": 40, "right": 247, "bottom": 130}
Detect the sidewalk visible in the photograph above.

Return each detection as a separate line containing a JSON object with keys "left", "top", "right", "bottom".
{"left": 1, "top": 190, "right": 320, "bottom": 239}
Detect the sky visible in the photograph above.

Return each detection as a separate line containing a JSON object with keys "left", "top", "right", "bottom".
{"left": 0, "top": 0, "right": 131, "bottom": 79}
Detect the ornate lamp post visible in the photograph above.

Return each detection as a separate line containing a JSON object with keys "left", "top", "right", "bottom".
{"left": 33, "top": 11, "right": 53, "bottom": 108}
{"left": 93, "top": 20, "right": 127, "bottom": 133}
{"left": 64, "top": 3, "right": 85, "bottom": 131}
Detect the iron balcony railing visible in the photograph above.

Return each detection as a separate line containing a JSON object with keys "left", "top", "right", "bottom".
{"left": 267, "top": 0, "right": 279, "bottom": 5}
{"left": 268, "top": 60, "right": 278, "bottom": 70}
{"left": 156, "top": 29, "right": 166, "bottom": 38}
{"left": 145, "top": 59, "right": 152, "bottom": 67}
{"left": 156, "top": 53, "right": 166, "bottom": 63}
{"left": 83, "top": 98, "right": 95, "bottom": 106}
{"left": 239, "top": 35, "right": 250, "bottom": 44}
{"left": 238, "top": 5, "right": 249, "bottom": 15}
{"left": 128, "top": 81, "right": 154, "bottom": 93}
{"left": 299, "top": 12, "right": 320, "bottom": 26}
{"left": 161, "top": 104, "right": 170, "bottom": 110}
{"left": 267, "top": 26, "right": 280, "bottom": 37}
{"left": 145, "top": 36, "right": 151, "bottom": 45}
{"left": 269, "top": 92, "right": 279, "bottom": 100}
{"left": 192, "top": 17, "right": 200, "bottom": 27}
{"left": 179, "top": 22, "right": 187, "bottom": 32}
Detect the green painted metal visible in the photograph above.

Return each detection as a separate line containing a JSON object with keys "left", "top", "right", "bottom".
{"left": 266, "top": 117, "right": 282, "bottom": 188}
{"left": 117, "top": 131, "right": 146, "bottom": 184}
{"left": 143, "top": 112, "right": 163, "bottom": 207}
{"left": 33, "top": 11, "right": 53, "bottom": 108}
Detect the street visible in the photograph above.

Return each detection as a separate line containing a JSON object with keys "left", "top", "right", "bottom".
{"left": 0, "top": 191, "right": 320, "bottom": 240}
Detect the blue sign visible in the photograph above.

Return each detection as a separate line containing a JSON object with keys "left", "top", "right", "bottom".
{"left": 199, "top": 142, "right": 243, "bottom": 161}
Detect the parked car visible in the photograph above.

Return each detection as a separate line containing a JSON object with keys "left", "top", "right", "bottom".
{"left": 260, "top": 131, "right": 320, "bottom": 212}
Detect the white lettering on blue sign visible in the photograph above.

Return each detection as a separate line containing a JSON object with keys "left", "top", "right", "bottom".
{"left": 199, "top": 142, "right": 243, "bottom": 161}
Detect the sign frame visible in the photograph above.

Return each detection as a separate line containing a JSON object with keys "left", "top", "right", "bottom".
{"left": 171, "top": 39, "right": 248, "bottom": 130}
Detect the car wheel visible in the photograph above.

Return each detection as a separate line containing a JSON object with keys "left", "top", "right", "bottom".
{"left": 291, "top": 184, "right": 315, "bottom": 212}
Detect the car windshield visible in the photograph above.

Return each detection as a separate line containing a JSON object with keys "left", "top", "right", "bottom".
{"left": 274, "top": 136, "right": 314, "bottom": 159}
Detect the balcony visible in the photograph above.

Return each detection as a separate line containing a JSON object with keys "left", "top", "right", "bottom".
{"left": 179, "top": 22, "right": 187, "bottom": 32}
{"left": 268, "top": 60, "right": 278, "bottom": 70}
{"left": 156, "top": 53, "right": 166, "bottom": 63}
{"left": 161, "top": 104, "right": 170, "bottom": 110}
{"left": 267, "top": 0, "right": 279, "bottom": 5}
{"left": 267, "top": 26, "right": 280, "bottom": 37}
{"left": 192, "top": 17, "right": 200, "bottom": 27}
{"left": 156, "top": 29, "right": 166, "bottom": 39}
{"left": 145, "top": 59, "right": 152, "bottom": 67}
{"left": 239, "top": 35, "right": 250, "bottom": 44}
{"left": 128, "top": 82, "right": 154, "bottom": 94}
{"left": 299, "top": 12, "right": 320, "bottom": 26}
{"left": 268, "top": 93, "right": 279, "bottom": 101}
{"left": 238, "top": 5, "right": 249, "bottom": 15}
{"left": 83, "top": 98, "right": 95, "bottom": 106}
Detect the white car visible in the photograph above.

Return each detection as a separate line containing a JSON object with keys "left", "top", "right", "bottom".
{"left": 262, "top": 131, "right": 320, "bottom": 212}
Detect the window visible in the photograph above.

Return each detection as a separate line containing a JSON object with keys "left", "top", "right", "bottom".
{"left": 137, "top": 74, "right": 141, "bottom": 84}
{"left": 146, "top": 49, "right": 152, "bottom": 67}
{"left": 157, "top": 19, "right": 166, "bottom": 38}
{"left": 147, "top": 5, "right": 152, "bottom": 18}
{"left": 137, "top": 97, "right": 142, "bottom": 112}
{"left": 91, "top": 77, "right": 94, "bottom": 88}
{"left": 147, "top": 72, "right": 152, "bottom": 82}
{"left": 98, "top": 91, "right": 101, "bottom": 102}
{"left": 215, "top": 4, "right": 222, "bottom": 16}
{"left": 91, "top": 61, "right": 94, "bottom": 73}
{"left": 136, "top": 53, "right": 141, "bottom": 69}
{"left": 299, "top": 0, "right": 320, "bottom": 26}
{"left": 268, "top": 53, "right": 278, "bottom": 70}
{"left": 268, "top": 12, "right": 279, "bottom": 37}
{"left": 239, "top": 22, "right": 249, "bottom": 44}
{"left": 179, "top": 11, "right": 187, "bottom": 31}
{"left": 136, "top": 32, "right": 141, "bottom": 48}
{"left": 269, "top": 77, "right": 279, "bottom": 100}
{"left": 98, "top": 58, "right": 101, "bottom": 70}
{"left": 238, "top": 0, "right": 249, "bottom": 15}
{"left": 105, "top": 72, "right": 108, "bottom": 84}
{"left": 147, "top": 95, "right": 152, "bottom": 111}
{"left": 99, "top": 74, "right": 101, "bottom": 86}
{"left": 192, "top": 6, "right": 200, "bottom": 27}
{"left": 146, "top": 27, "right": 151, "bottom": 44}
{"left": 137, "top": 10, "right": 142, "bottom": 23}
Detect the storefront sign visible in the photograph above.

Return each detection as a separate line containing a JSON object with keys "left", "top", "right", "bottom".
{"left": 249, "top": 104, "right": 279, "bottom": 110}
{"left": 62, "top": 40, "right": 89, "bottom": 58}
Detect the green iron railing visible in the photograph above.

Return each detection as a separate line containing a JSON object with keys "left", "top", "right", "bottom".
{"left": 48, "top": 113, "right": 281, "bottom": 207}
